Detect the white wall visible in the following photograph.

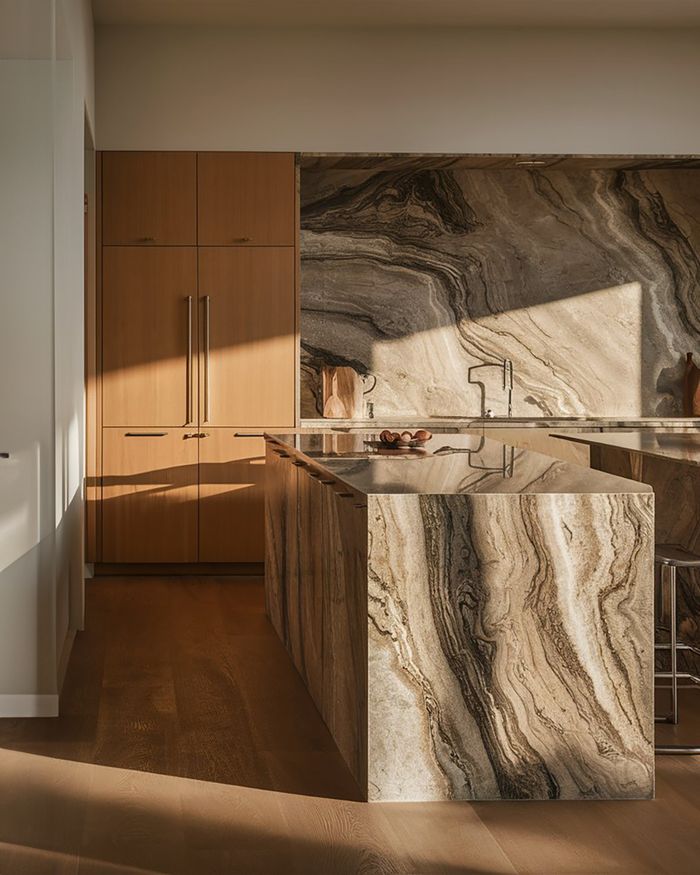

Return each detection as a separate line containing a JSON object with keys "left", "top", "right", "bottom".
{"left": 96, "top": 25, "right": 700, "bottom": 153}
{"left": 0, "top": 0, "right": 94, "bottom": 716}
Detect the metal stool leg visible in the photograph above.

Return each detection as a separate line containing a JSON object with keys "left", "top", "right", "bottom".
{"left": 669, "top": 563, "right": 679, "bottom": 725}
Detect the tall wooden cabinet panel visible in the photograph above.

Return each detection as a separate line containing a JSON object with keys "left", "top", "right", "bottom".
{"left": 199, "top": 431, "right": 266, "bottom": 563}
{"left": 198, "top": 247, "right": 295, "bottom": 427}
{"left": 197, "top": 152, "right": 295, "bottom": 246}
{"left": 102, "top": 247, "right": 198, "bottom": 427}
{"left": 102, "top": 151, "right": 197, "bottom": 245}
{"left": 101, "top": 429, "right": 199, "bottom": 563}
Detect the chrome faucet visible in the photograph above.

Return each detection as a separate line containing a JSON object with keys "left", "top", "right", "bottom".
{"left": 467, "top": 358, "right": 515, "bottom": 418}
{"left": 503, "top": 359, "right": 514, "bottom": 417}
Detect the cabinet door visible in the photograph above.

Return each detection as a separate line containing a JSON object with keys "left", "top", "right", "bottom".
{"left": 102, "top": 247, "right": 198, "bottom": 427}
{"left": 197, "top": 152, "right": 295, "bottom": 246}
{"left": 101, "top": 429, "right": 199, "bottom": 563}
{"left": 322, "top": 486, "right": 368, "bottom": 787}
{"left": 297, "top": 466, "right": 325, "bottom": 709}
{"left": 198, "top": 247, "right": 295, "bottom": 427}
{"left": 102, "top": 152, "right": 197, "bottom": 245}
{"left": 199, "top": 431, "right": 266, "bottom": 563}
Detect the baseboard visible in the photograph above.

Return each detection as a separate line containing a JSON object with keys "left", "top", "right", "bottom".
{"left": 94, "top": 562, "right": 264, "bottom": 577}
{"left": 0, "top": 695, "right": 59, "bottom": 718}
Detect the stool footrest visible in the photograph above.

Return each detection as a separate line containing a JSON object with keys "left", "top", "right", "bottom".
{"left": 655, "top": 745, "right": 700, "bottom": 755}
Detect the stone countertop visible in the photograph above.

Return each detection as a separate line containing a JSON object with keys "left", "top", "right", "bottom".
{"left": 267, "top": 431, "right": 652, "bottom": 497}
{"left": 552, "top": 430, "right": 700, "bottom": 467}
{"left": 300, "top": 417, "right": 700, "bottom": 430}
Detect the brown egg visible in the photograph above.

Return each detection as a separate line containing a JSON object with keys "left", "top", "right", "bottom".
{"left": 380, "top": 430, "right": 393, "bottom": 443}
{"left": 413, "top": 429, "right": 432, "bottom": 442}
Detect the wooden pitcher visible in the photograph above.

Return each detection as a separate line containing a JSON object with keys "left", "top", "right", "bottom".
{"left": 684, "top": 352, "right": 700, "bottom": 416}
{"left": 321, "top": 366, "right": 363, "bottom": 419}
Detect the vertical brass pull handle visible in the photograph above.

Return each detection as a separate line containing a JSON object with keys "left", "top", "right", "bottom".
{"left": 186, "top": 296, "right": 193, "bottom": 424}
{"left": 203, "top": 295, "right": 211, "bottom": 423}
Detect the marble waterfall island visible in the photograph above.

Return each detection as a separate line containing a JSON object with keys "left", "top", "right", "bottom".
{"left": 265, "top": 432, "right": 655, "bottom": 802}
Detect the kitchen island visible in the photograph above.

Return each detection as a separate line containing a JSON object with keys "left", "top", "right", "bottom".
{"left": 553, "top": 429, "right": 700, "bottom": 683}
{"left": 265, "top": 431, "right": 655, "bottom": 802}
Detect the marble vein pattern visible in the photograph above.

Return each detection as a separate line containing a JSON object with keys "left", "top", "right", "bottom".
{"left": 301, "top": 169, "right": 700, "bottom": 419}
{"left": 366, "top": 491, "right": 655, "bottom": 801}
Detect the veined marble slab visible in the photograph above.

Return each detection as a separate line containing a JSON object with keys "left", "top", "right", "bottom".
{"left": 554, "top": 430, "right": 700, "bottom": 681}
{"left": 368, "top": 491, "right": 654, "bottom": 801}
{"left": 266, "top": 432, "right": 655, "bottom": 802}
{"left": 301, "top": 169, "right": 700, "bottom": 419}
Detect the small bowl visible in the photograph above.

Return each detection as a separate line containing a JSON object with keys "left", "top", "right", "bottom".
{"left": 378, "top": 429, "right": 432, "bottom": 449}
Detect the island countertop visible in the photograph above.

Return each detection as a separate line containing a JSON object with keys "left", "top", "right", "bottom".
{"left": 552, "top": 429, "right": 700, "bottom": 467}
{"left": 266, "top": 431, "right": 652, "bottom": 496}
{"left": 265, "top": 429, "right": 655, "bottom": 802}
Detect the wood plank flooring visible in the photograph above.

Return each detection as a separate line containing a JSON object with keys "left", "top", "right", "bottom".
{"left": 0, "top": 575, "right": 697, "bottom": 874}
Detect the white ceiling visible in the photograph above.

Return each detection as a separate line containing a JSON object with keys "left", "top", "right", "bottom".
{"left": 92, "top": 0, "right": 700, "bottom": 28}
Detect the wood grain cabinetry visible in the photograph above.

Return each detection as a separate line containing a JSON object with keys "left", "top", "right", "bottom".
{"left": 198, "top": 247, "right": 295, "bottom": 427}
{"left": 102, "top": 152, "right": 197, "bottom": 245}
{"left": 199, "top": 431, "right": 267, "bottom": 562}
{"left": 197, "top": 152, "right": 295, "bottom": 246}
{"left": 101, "top": 428, "right": 199, "bottom": 563}
{"left": 265, "top": 442, "right": 368, "bottom": 786}
{"left": 102, "top": 247, "right": 198, "bottom": 427}
{"left": 95, "top": 151, "right": 298, "bottom": 565}
{"left": 321, "top": 483, "right": 368, "bottom": 786}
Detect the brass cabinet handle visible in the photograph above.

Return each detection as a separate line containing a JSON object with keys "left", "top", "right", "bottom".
{"left": 137, "top": 236, "right": 155, "bottom": 243}
{"left": 203, "top": 295, "right": 211, "bottom": 423}
{"left": 124, "top": 432, "right": 167, "bottom": 437}
{"left": 186, "top": 296, "right": 193, "bottom": 424}
{"left": 234, "top": 432, "right": 264, "bottom": 438}
{"left": 232, "top": 237, "right": 251, "bottom": 243}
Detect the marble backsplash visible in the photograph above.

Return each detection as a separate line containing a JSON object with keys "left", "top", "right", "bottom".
{"left": 300, "top": 169, "right": 700, "bottom": 419}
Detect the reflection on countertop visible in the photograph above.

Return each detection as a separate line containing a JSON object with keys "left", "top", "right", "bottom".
{"left": 266, "top": 431, "right": 652, "bottom": 497}
{"left": 552, "top": 429, "right": 700, "bottom": 467}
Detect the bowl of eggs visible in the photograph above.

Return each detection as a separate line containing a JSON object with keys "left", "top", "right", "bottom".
{"left": 378, "top": 429, "right": 433, "bottom": 449}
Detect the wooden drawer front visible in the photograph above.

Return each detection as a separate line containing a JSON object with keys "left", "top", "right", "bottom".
{"left": 101, "top": 428, "right": 199, "bottom": 563}
{"left": 198, "top": 247, "right": 296, "bottom": 427}
{"left": 102, "top": 151, "right": 197, "bottom": 245}
{"left": 199, "top": 431, "right": 266, "bottom": 563}
{"left": 197, "top": 152, "right": 295, "bottom": 246}
{"left": 102, "top": 247, "right": 197, "bottom": 427}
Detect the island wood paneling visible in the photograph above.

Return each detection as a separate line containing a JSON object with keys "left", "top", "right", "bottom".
{"left": 321, "top": 483, "right": 368, "bottom": 788}
{"left": 102, "top": 151, "right": 197, "bottom": 245}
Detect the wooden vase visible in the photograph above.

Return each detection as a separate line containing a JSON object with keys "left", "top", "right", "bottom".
{"left": 683, "top": 352, "right": 700, "bottom": 416}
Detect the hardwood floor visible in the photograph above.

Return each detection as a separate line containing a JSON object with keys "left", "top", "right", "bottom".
{"left": 0, "top": 576, "right": 698, "bottom": 874}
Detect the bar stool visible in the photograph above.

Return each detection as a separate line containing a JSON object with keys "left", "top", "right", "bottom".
{"left": 655, "top": 544, "right": 700, "bottom": 755}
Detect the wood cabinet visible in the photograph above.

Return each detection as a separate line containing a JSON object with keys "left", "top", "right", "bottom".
{"left": 197, "top": 152, "right": 295, "bottom": 246}
{"left": 101, "top": 428, "right": 199, "bottom": 563}
{"left": 321, "top": 483, "right": 368, "bottom": 786}
{"left": 297, "top": 464, "right": 325, "bottom": 707}
{"left": 95, "top": 151, "right": 297, "bottom": 566}
{"left": 199, "top": 431, "right": 267, "bottom": 562}
{"left": 102, "top": 152, "right": 197, "bottom": 245}
{"left": 264, "top": 441, "right": 368, "bottom": 786}
{"left": 102, "top": 247, "right": 198, "bottom": 427}
{"left": 198, "top": 247, "right": 296, "bottom": 427}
